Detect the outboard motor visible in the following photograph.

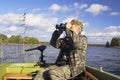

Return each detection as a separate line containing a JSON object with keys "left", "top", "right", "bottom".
{"left": 25, "top": 45, "right": 46, "bottom": 67}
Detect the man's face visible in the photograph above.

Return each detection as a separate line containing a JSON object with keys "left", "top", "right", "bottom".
{"left": 66, "top": 22, "right": 81, "bottom": 34}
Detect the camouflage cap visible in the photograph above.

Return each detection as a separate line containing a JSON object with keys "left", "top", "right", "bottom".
{"left": 71, "top": 19, "right": 83, "bottom": 29}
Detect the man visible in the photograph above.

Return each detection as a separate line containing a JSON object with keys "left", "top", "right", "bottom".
{"left": 34, "top": 19, "right": 87, "bottom": 80}
{"left": 49, "top": 19, "right": 87, "bottom": 80}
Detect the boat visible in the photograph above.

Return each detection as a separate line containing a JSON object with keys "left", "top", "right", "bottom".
{"left": 0, "top": 45, "right": 120, "bottom": 80}
{"left": 0, "top": 63, "right": 120, "bottom": 80}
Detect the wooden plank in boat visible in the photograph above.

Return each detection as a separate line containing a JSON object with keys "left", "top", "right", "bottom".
{"left": 3, "top": 73, "right": 33, "bottom": 80}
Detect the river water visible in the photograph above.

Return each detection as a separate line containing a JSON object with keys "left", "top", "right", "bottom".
{"left": 0, "top": 44, "right": 120, "bottom": 76}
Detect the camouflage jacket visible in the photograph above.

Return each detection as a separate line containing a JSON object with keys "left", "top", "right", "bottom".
{"left": 50, "top": 29, "right": 87, "bottom": 77}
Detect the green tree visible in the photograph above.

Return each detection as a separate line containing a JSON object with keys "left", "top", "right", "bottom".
{"left": 110, "top": 37, "right": 120, "bottom": 47}
{"left": 9, "top": 35, "right": 22, "bottom": 44}
{"left": 0, "top": 34, "right": 8, "bottom": 43}
{"left": 118, "top": 38, "right": 120, "bottom": 46}
{"left": 24, "top": 37, "right": 40, "bottom": 44}
{"left": 0, "top": 34, "right": 40, "bottom": 44}
{"left": 106, "top": 41, "right": 110, "bottom": 47}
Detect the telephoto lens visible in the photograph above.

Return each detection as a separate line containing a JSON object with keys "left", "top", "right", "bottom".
{"left": 55, "top": 23, "right": 66, "bottom": 31}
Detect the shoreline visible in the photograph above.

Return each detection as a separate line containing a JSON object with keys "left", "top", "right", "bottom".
{"left": 0, "top": 43, "right": 120, "bottom": 48}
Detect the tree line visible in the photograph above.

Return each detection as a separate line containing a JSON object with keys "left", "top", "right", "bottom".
{"left": 0, "top": 34, "right": 40, "bottom": 44}
{"left": 106, "top": 37, "right": 120, "bottom": 48}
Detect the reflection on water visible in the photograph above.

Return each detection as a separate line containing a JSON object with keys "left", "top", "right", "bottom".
{"left": 0, "top": 44, "right": 120, "bottom": 76}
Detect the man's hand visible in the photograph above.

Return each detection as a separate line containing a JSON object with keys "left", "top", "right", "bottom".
{"left": 66, "top": 22, "right": 72, "bottom": 30}
{"left": 52, "top": 30, "right": 61, "bottom": 39}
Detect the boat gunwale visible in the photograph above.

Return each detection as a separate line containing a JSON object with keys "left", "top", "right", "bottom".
{"left": 0, "top": 63, "right": 120, "bottom": 80}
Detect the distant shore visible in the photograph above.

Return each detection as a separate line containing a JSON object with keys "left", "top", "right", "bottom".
{"left": 0, "top": 42, "right": 105, "bottom": 47}
{"left": 1, "top": 43, "right": 120, "bottom": 48}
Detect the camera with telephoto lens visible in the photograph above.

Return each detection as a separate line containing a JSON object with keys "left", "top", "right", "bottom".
{"left": 55, "top": 23, "right": 66, "bottom": 31}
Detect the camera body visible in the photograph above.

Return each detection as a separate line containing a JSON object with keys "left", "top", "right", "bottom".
{"left": 56, "top": 23, "right": 66, "bottom": 31}
{"left": 55, "top": 23, "right": 74, "bottom": 49}
{"left": 60, "top": 37, "right": 74, "bottom": 50}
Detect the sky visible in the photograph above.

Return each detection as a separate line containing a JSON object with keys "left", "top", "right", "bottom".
{"left": 0, "top": 0, "right": 120, "bottom": 44}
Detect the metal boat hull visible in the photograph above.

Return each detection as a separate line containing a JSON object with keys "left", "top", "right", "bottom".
{"left": 0, "top": 63, "right": 120, "bottom": 80}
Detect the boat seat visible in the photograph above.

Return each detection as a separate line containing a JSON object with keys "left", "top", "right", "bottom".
{"left": 3, "top": 73, "right": 33, "bottom": 80}
{"left": 84, "top": 70, "right": 98, "bottom": 80}
{"left": 68, "top": 70, "right": 98, "bottom": 80}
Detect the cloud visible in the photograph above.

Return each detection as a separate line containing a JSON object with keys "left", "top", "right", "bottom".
{"left": 0, "top": 13, "right": 58, "bottom": 30}
{"left": 105, "top": 26, "right": 120, "bottom": 31}
{"left": 73, "top": 2, "right": 79, "bottom": 8}
{"left": 0, "top": 13, "right": 59, "bottom": 41}
{"left": 61, "top": 16, "right": 89, "bottom": 28}
{"left": 49, "top": 4, "right": 61, "bottom": 11}
{"left": 7, "top": 26, "right": 18, "bottom": 31}
{"left": 26, "top": 14, "right": 58, "bottom": 29}
{"left": 32, "top": 8, "right": 41, "bottom": 12}
{"left": 61, "top": 16, "right": 78, "bottom": 23}
{"left": 48, "top": 3, "right": 88, "bottom": 17}
{"left": 85, "top": 32, "right": 106, "bottom": 44}
{"left": 79, "top": 4, "right": 88, "bottom": 9}
{"left": 62, "top": 5, "right": 69, "bottom": 12}
{"left": 85, "top": 4, "right": 109, "bottom": 16}
{"left": 83, "top": 22, "right": 89, "bottom": 27}
{"left": 0, "top": 13, "right": 19, "bottom": 25}
{"left": 0, "top": 25, "right": 24, "bottom": 36}
{"left": 25, "top": 29, "right": 52, "bottom": 41}
{"left": 73, "top": 2, "right": 87, "bottom": 9}
{"left": 86, "top": 31, "right": 120, "bottom": 44}
{"left": 17, "top": 8, "right": 27, "bottom": 12}
{"left": 49, "top": 3, "right": 87, "bottom": 13}
{"left": 108, "top": 31, "right": 120, "bottom": 37}
{"left": 49, "top": 3, "right": 69, "bottom": 12}
{"left": 85, "top": 25, "right": 120, "bottom": 44}
{"left": 110, "top": 12, "right": 120, "bottom": 16}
